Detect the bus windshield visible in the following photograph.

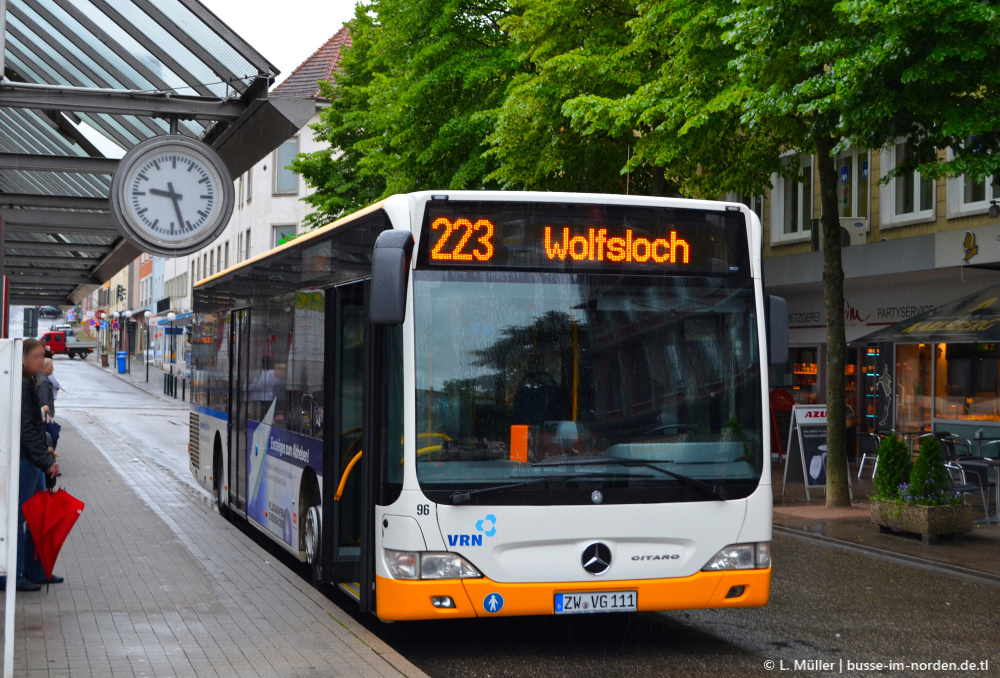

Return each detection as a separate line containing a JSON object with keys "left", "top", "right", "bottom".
{"left": 413, "top": 270, "right": 764, "bottom": 505}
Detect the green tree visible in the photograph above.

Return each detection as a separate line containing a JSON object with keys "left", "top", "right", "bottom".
{"left": 834, "top": 0, "right": 1000, "bottom": 181}
{"left": 293, "top": 0, "right": 518, "bottom": 227}
{"left": 568, "top": 0, "right": 858, "bottom": 505}
{"left": 487, "top": 0, "right": 665, "bottom": 193}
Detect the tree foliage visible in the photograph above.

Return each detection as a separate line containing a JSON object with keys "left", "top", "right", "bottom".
{"left": 293, "top": 0, "right": 519, "bottom": 226}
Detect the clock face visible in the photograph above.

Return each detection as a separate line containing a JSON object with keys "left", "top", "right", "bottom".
{"left": 111, "top": 136, "right": 234, "bottom": 256}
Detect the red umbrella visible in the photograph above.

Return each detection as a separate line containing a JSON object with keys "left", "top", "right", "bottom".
{"left": 22, "top": 488, "right": 85, "bottom": 580}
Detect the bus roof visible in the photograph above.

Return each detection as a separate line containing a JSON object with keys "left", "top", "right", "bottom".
{"left": 194, "top": 200, "right": 386, "bottom": 289}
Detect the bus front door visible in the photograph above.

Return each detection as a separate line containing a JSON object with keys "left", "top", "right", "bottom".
{"left": 227, "top": 307, "right": 251, "bottom": 516}
{"left": 324, "top": 282, "right": 367, "bottom": 596}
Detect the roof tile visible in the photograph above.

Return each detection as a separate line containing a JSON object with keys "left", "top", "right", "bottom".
{"left": 271, "top": 26, "right": 352, "bottom": 100}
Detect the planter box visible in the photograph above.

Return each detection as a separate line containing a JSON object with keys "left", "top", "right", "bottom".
{"left": 870, "top": 499, "right": 972, "bottom": 544}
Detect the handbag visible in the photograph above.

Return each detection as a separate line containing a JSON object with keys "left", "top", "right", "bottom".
{"left": 43, "top": 420, "right": 61, "bottom": 449}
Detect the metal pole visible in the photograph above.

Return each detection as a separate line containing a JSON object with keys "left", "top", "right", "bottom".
{"left": 145, "top": 323, "right": 149, "bottom": 382}
{"left": 0, "top": 0, "right": 9, "bottom": 77}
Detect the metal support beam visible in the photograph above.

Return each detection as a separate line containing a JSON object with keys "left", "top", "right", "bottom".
{"left": 3, "top": 240, "right": 114, "bottom": 254}
{"left": 0, "top": 153, "right": 118, "bottom": 174}
{"left": 0, "top": 84, "right": 245, "bottom": 121}
{"left": 0, "top": 209, "right": 116, "bottom": 230}
{"left": 7, "top": 273, "right": 99, "bottom": 285}
{"left": 5, "top": 254, "right": 105, "bottom": 264}
{"left": 0, "top": 194, "right": 111, "bottom": 210}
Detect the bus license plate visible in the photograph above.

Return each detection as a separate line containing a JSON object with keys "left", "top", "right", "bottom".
{"left": 554, "top": 591, "right": 637, "bottom": 614}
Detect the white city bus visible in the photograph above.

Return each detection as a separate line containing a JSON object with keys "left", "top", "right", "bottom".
{"left": 189, "top": 191, "right": 787, "bottom": 620}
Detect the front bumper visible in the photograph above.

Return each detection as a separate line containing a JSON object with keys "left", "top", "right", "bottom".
{"left": 375, "top": 567, "right": 771, "bottom": 621}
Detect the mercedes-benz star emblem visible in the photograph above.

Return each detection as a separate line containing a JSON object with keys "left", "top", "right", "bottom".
{"left": 591, "top": 490, "right": 604, "bottom": 504}
{"left": 581, "top": 542, "right": 612, "bottom": 575}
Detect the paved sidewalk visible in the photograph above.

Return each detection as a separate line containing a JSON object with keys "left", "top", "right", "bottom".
{"left": 775, "top": 461, "right": 1000, "bottom": 584}
{"left": 78, "top": 354, "right": 188, "bottom": 405}
{"left": 1, "top": 414, "right": 427, "bottom": 678}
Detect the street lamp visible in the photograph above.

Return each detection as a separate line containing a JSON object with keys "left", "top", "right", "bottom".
{"left": 144, "top": 310, "right": 152, "bottom": 382}
{"left": 167, "top": 311, "right": 177, "bottom": 374}
{"left": 124, "top": 310, "right": 133, "bottom": 373}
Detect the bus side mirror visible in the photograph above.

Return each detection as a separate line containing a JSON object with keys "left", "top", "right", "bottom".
{"left": 370, "top": 230, "right": 415, "bottom": 326}
{"left": 766, "top": 295, "right": 789, "bottom": 367}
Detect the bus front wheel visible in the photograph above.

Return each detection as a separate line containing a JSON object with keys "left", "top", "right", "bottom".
{"left": 305, "top": 505, "right": 322, "bottom": 585}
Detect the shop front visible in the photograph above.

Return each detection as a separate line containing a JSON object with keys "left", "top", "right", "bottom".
{"left": 768, "top": 268, "right": 1000, "bottom": 455}
{"left": 855, "top": 283, "right": 1000, "bottom": 440}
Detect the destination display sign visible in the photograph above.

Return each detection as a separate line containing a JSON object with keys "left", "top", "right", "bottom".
{"left": 418, "top": 201, "right": 750, "bottom": 275}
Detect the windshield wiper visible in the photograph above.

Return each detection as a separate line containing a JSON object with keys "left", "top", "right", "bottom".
{"left": 449, "top": 473, "right": 621, "bottom": 505}
{"left": 531, "top": 458, "right": 729, "bottom": 500}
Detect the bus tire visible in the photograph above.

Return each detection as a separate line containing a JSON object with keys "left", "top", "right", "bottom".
{"left": 213, "top": 439, "right": 228, "bottom": 519}
{"left": 305, "top": 504, "right": 322, "bottom": 586}
{"left": 300, "top": 471, "right": 322, "bottom": 586}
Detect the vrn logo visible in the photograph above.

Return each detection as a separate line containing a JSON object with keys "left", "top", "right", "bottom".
{"left": 447, "top": 514, "right": 497, "bottom": 547}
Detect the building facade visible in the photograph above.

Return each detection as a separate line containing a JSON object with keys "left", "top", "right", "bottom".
{"left": 758, "top": 145, "right": 1000, "bottom": 444}
{"left": 87, "top": 28, "right": 351, "bottom": 371}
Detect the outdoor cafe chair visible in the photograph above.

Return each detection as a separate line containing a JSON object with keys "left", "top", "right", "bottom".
{"left": 913, "top": 432, "right": 973, "bottom": 461}
{"left": 858, "top": 432, "right": 882, "bottom": 479}
{"left": 944, "top": 461, "right": 991, "bottom": 515}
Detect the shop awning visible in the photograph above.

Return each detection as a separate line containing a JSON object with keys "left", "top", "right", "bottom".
{"left": 853, "top": 282, "right": 1000, "bottom": 345}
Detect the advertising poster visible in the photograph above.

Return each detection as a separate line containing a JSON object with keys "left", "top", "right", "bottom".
{"left": 246, "top": 407, "right": 323, "bottom": 549}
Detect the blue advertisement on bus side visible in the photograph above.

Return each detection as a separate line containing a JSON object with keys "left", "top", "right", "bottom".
{"left": 246, "top": 416, "right": 323, "bottom": 549}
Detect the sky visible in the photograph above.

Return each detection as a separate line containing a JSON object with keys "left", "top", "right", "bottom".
{"left": 204, "top": 0, "right": 359, "bottom": 86}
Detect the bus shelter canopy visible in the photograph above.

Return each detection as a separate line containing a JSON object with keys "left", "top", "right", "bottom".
{"left": 0, "top": 0, "right": 314, "bottom": 306}
{"left": 853, "top": 283, "right": 1000, "bottom": 345}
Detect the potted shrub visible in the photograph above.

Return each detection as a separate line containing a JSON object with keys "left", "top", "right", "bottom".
{"left": 870, "top": 437, "right": 972, "bottom": 543}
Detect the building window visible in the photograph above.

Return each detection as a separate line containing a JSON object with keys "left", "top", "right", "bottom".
{"left": 246, "top": 168, "right": 253, "bottom": 203}
{"left": 770, "top": 155, "right": 813, "bottom": 244}
{"left": 946, "top": 141, "right": 997, "bottom": 218}
{"left": 273, "top": 224, "right": 296, "bottom": 248}
{"left": 238, "top": 174, "right": 243, "bottom": 209}
{"left": 224, "top": 242, "right": 229, "bottom": 270}
{"left": 881, "top": 142, "right": 935, "bottom": 227}
{"left": 210, "top": 250, "right": 215, "bottom": 275}
{"left": 245, "top": 228, "right": 251, "bottom": 261}
{"left": 203, "top": 254, "right": 208, "bottom": 280}
{"left": 835, "top": 150, "right": 869, "bottom": 219}
{"left": 237, "top": 232, "right": 243, "bottom": 263}
{"left": 273, "top": 137, "right": 299, "bottom": 195}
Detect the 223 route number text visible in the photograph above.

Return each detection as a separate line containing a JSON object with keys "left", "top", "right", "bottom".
{"left": 430, "top": 217, "right": 495, "bottom": 262}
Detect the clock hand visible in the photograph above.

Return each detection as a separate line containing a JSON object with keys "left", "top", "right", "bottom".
{"left": 167, "top": 182, "right": 185, "bottom": 232}
{"left": 149, "top": 187, "right": 183, "bottom": 199}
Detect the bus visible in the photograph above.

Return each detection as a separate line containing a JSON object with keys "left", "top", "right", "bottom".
{"left": 188, "top": 191, "right": 788, "bottom": 620}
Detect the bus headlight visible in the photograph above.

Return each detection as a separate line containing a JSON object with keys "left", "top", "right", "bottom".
{"left": 384, "top": 550, "right": 483, "bottom": 580}
{"left": 420, "top": 553, "right": 481, "bottom": 580}
{"left": 701, "top": 542, "right": 771, "bottom": 571}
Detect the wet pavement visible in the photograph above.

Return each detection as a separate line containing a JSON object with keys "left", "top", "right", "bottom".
{"left": 4, "top": 320, "right": 998, "bottom": 676}
{"left": 384, "top": 532, "right": 998, "bottom": 677}
{"left": 1, "top": 356, "right": 427, "bottom": 678}
{"left": 775, "top": 462, "right": 1000, "bottom": 583}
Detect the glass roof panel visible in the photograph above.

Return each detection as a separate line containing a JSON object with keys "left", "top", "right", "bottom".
{"left": 6, "top": 14, "right": 102, "bottom": 88}
{"left": 96, "top": 0, "right": 229, "bottom": 97}
{"left": 149, "top": 0, "right": 257, "bottom": 83}
{"left": 33, "top": 0, "right": 161, "bottom": 90}
{"left": 13, "top": 1, "right": 130, "bottom": 90}
{"left": 65, "top": 0, "right": 191, "bottom": 92}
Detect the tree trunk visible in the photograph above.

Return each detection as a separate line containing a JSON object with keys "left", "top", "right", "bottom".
{"left": 814, "top": 135, "right": 852, "bottom": 507}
